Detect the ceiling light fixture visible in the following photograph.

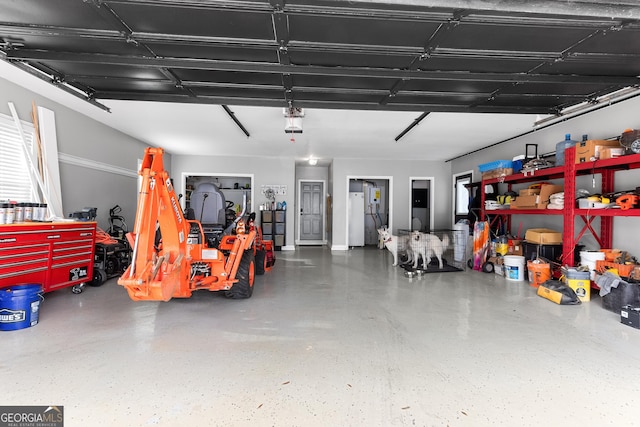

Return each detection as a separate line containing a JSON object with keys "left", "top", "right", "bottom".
{"left": 308, "top": 157, "right": 318, "bottom": 166}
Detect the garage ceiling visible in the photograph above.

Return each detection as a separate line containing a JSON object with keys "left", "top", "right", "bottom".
{"left": 1, "top": 0, "right": 640, "bottom": 161}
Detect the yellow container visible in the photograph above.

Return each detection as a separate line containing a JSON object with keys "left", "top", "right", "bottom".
{"left": 496, "top": 236, "right": 508, "bottom": 256}
{"left": 567, "top": 278, "right": 590, "bottom": 302}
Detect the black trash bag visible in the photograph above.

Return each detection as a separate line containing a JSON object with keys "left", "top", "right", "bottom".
{"left": 537, "top": 279, "right": 582, "bottom": 305}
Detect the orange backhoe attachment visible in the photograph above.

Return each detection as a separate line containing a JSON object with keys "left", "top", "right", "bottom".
{"left": 118, "top": 147, "right": 256, "bottom": 301}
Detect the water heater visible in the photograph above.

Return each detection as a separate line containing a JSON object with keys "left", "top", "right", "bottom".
{"left": 369, "top": 187, "right": 380, "bottom": 204}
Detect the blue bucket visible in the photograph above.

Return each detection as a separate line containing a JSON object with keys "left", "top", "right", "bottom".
{"left": 0, "top": 284, "right": 44, "bottom": 331}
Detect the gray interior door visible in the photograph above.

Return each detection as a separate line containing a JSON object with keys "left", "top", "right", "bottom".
{"left": 300, "top": 181, "right": 323, "bottom": 241}
{"left": 411, "top": 179, "right": 430, "bottom": 232}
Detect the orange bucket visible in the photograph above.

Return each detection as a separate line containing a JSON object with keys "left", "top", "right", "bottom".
{"left": 600, "top": 249, "right": 622, "bottom": 262}
{"left": 527, "top": 260, "right": 551, "bottom": 288}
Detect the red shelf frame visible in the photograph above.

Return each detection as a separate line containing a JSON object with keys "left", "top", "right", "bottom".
{"left": 481, "top": 147, "right": 640, "bottom": 266}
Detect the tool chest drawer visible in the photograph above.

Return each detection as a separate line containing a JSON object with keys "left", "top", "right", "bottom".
{"left": 0, "top": 222, "right": 96, "bottom": 292}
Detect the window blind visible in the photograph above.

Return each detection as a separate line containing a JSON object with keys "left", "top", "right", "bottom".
{"left": 0, "top": 114, "right": 36, "bottom": 202}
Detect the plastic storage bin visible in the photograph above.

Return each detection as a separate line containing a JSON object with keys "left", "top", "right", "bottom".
{"left": 522, "top": 242, "right": 583, "bottom": 264}
{"left": 478, "top": 160, "right": 513, "bottom": 172}
{"left": 602, "top": 281, "right": 640, "bottom": 313}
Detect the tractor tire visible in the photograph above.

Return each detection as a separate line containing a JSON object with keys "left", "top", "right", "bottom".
{"left": 255, "top": 249, "right": 266, "bottom": 275}
{"left": 226, "top": 250, "right": 255, "bottom": 299}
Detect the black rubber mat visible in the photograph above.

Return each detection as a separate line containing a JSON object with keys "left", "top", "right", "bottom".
{"left": 400, "top": 259, "right": 463, "bottom": 273}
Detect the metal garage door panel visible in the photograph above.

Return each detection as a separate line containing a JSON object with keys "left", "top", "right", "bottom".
{"left": 290, "top": 14, "right": 440, "bottom": 47}
{"left": 418, "top": 57, "right": 541, "bottom": 74}
{"left": 148, "top": 43, "right": 278, "bottom": 63}
{"left": 1, "top": 0, "right": 111, "bottom": 29}
{"left": 289, "top": 50, "right": 415, "bottom": 69}
{"left": 110, "top": 3, "right": 273, "bottom": 40}
{"left": 443, "top": 19, "right": 597, "bottom": 53}
{"left": 174, "top": 70, "right": 283, "bottom": 87}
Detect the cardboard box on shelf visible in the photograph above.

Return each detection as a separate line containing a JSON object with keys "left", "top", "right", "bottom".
{"left": 537, "top": 184, "right": 563, "bottom": 209}
{"left": 575, "top": 139, "right": 621, "bottom": 163}
{"left": 519, "top": 188, "right": 540, "bottom": 196}
{"left": 524, "top": 228, "right": 563, "bottom": 245}
{"left": 600, "top": 147, "right": 626, "bottom": 160}
{"left": 510, "top": 195, "right": 537, "bottom": 209}
{"left": 482, "top": 168, "right": 513, "bottom": 180}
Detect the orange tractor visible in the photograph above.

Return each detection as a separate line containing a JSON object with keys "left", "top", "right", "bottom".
{"left": 247, "top": 212, "right": 276, "bottom": 274}
{"left": 118, "top": 147, "right": 257, "bottom": 301}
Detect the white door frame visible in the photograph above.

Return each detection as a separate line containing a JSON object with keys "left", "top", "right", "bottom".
{"left": 452, "top": 170, "right": 474, "bottom": 227}
{"left": 296, "top": 179, "right": 327, "bottom": 245}
{"left": 409, "top": 176, "right": 435, "bottom": 232}
{"left": 345, "top": 175, "right": 393, "bottom": 247}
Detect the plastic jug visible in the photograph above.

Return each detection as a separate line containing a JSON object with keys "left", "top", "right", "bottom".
{"left": 555, "top": 133, "right": 578, "bottom": 166}
{"left": 496, "top": 235, "right": 508, "bottom": 256}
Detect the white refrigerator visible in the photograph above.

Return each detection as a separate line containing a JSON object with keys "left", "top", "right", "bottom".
{"left": 348, "top": 192, "right": 365, "bottom": 247}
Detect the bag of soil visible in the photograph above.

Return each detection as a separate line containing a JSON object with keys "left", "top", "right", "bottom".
{"left": 537, "top": 279, "right": 581, "bottom": 305}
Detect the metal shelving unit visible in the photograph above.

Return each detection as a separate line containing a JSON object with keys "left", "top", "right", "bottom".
{"left": 481, "top": 146, "right": 640, "bottom": 266}
{"left": 261, "top": 210, "right": 286, "bottom": 251}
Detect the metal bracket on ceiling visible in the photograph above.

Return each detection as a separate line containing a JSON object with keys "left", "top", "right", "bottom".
{"left": 422, "top": 9, "right": 467, "bottom": 59}
{"left": 394, "top": 112, "right": 430, "bottom": 142}
{"left": 86, "top": 0, "right": 154, "bottom": 56}
{"left": 159, "top": 68, "right": 191, "bottom": 93}
{"left": 1, "top": 57, "right": 110, "bottom": 112}
{"left": 269, "top": 0, "right": 286, "bottom": 12}
{"left": 125, "top": 35, "right": 139, "bottom": 47}
{"left": 282, "top": 74, "right": 294, "bottom": 103}
{"left": 382, "top": 9, "right": 467, "bottom": 106}
{"left": 221, "top": 105, "right": 250, "bottom": 138}
{"left": 270, "top": 0, "right": 294, "bottom": 105}
{"left": 51, "top": 75, "right": 65, "bottom": 85}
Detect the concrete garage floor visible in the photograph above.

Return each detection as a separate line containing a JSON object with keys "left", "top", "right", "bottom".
{"left": 3, "top": 246, "right": 640, "bottom": 427}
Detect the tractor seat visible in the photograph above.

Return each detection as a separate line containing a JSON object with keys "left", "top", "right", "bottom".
{"left": 190, "top": 182, "right": 227, "bottom": 226}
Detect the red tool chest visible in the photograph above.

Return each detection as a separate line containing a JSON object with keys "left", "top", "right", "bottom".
{"left": 0, "top": 221, "right": 96, "bottom": 293}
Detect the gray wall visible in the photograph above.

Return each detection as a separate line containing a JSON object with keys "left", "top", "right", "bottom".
{"left": 331, "top": 157, "right": 451, "bottom": 250}
{"left": 171, "top": 154, "right": 296, "bottom": 249}
{"left": 450, "top": 95, "right": 640, "bottom": 254}
{"left": 0, "top": 78, "right": 150, "bottom": 230}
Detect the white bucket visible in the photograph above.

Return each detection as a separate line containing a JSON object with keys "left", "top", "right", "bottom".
{"left": 579, "top": 251, "right": 605, "bottom": 280}
{"left": 503, "top": 255, "right": 526, "bottom": 281}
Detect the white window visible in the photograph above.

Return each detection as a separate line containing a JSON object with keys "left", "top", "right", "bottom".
{"left": 0, "top": 113, "right": 36, "bottom": 202}
{"left": 455, "top": 175, "right": 471, "bottom": 215}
